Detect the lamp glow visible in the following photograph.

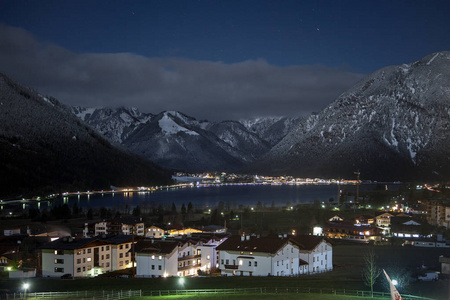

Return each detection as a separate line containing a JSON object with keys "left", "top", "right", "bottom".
{"left": 391, "top": 279, "right": 398, "bottom": 286}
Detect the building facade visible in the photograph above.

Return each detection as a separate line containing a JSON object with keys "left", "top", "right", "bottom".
{"left": 41, "top": 235, "right": 134, "bottom": 277}
{"left": 135, "top": 234, "right": 227, "bottom": 277}
{"left": 217, "top": 235, "right": 332, "bottom": 276}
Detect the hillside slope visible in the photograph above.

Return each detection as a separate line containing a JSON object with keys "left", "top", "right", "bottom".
{"left": 0, "top": 73, "right": 172, "bottom": 198}
{"left": 252, "top": 52, "right": 450, "bottom": 181}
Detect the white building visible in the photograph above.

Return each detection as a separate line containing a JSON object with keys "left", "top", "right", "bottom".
{"left": 216, "top": 235, "right": 332, "bottom": 276}
{"left": 145, "top": 226, "right": 165, "bottom": 238}
{"left": 135, "top": 234, "right": 228, "bottom": 277}
{"left": 41, "top": 235, "right": 134, "bottom": 278}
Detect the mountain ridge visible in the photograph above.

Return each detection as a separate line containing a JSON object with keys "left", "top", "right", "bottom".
{"left": 0, "top": 73, "right": 172, "bottom": 198}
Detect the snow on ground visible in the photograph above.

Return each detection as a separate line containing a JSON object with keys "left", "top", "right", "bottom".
{"left": 427, "top": 53, "right": 439, "bottom": 65}
{"left": 158, "top": 114, "right": 199, "bottom": 136}
{"left": 76, "top": 107, "right": 96, "bottom": 120}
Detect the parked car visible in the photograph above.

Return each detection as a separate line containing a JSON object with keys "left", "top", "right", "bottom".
{"left": 61, "top": 273, "right": 73, "bottom": 279}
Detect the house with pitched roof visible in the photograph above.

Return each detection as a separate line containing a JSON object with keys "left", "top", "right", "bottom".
{"left": 216, "top": 235, "right": 332, "bottom": 276}
{"left": 135, "top": 233, "right": 228, "bottom": 277}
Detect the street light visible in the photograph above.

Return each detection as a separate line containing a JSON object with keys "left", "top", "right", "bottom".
{"left": 391, "top": 279, "right": 398, "bottom": 286}
{"left": 23, "top": 283, "right": 29, "bottom": 298}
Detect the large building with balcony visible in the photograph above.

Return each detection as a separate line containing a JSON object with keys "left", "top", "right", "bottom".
{"left": 135, "top": 233, "right": 228, "bottom": 277}
{"left": 41, "top": 235, "right": 134, "bottom": 277}
{"left": 216, "top": 235, "right": 332, "bottom": 276}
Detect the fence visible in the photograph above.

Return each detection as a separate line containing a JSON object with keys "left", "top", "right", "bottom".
{"left": 145, "top": 287, "right": 433, "bottom": 300}
{"left": 2, "top": 290, "right": 141, "bottom": 300}
{"left": 1, "top": 288, "right": 433, "bottom": 300}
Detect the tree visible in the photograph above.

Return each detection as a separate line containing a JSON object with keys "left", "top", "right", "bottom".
{"left": 132, "top": 205, "right": 141, "bottom": 217}
{"left": 362, "top": 248, "right": 382, "bottom": 297}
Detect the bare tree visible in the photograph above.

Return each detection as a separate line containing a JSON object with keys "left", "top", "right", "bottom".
{"left": 362, "top": 248, "right": 382, "bottom": 297}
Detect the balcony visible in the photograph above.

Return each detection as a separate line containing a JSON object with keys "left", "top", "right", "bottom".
{"left": 178, "top": 254, "right": 201, "bottom": 262}
{"left": 224, "top": 264, "right": 238, "bottom": 270}
{"left": 178, "top": 264, "right": 200, "bottom": 271}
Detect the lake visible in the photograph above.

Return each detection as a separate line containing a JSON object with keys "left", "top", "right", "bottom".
{"left": 5, "top": 182, "right": 402, "bottom": 212}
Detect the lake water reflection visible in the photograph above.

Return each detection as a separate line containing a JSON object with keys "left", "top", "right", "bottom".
{"left": 18, "top": 183, "right": 401, "bottom": 212}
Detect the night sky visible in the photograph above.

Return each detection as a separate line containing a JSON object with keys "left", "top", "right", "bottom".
{"left": 1, "top": 0, "right": 449, "bottom": 121}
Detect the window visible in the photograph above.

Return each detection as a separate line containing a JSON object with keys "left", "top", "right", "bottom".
{"left": 83, "top": 258, "right": 86, "bottom": 263}
{"left": 87, "top": 249, "right": 91, "bottom": 254}
{"left": 54, "top": 267, "right": 64, "bottom": 273}
{"left": 101, "top": 246, "right": 104, "bottom": 251}
{"left": 119, "top": 261, "right": 123, "bottom": 266}
{"left": 221, "top": 259, "right": 224, "bottom": 265}
{"left": 120, "top": 245, "right": 123, "bottom": 250}
{"left": 120, "top": 253, "right": 123, "bottom": 258}
{"left": 159, "top": 256, "right": 162, "bottom": 260}
{"left": 197, "top": 249, "right": 201, "bottom": 255}
{"left": 54, "top": 259, "right": 64, "bottom": 264}
{"left": 277, "top": 261, "right": 279, "bottom": 266}
{"left": 291, "top": 248, "right": 293, "bottom": 253}
{"left": 313, "top": 257, "right": 315, "bottom": 262}
{"left": 106, "top": 262, "right": 110, "bottom": 267}
{"left": 254, "top": 261, "right": 257, "bottom": 267}
{"left": 87, "top": 257, "right": 92, "bottom": 262}
{"left": 125, "top": 260, "right": 129, "bottom": 265}
{"left": 152, "top": 255, "right": 155, "bottom": 260}
{"left": 207, "top": 255, "right": 210, "bottom": 260}
{"left": 77, "top": 259, "right": 81, "bottom": 264}
{"left": 152, "top": 265, "right": 155, "bottom": 270}
{"left": 106, "top": 254, "right": 110, "bottom": 259}
{"left": 87, "top": 265, "right": 92, "bottom": 271}
{"left": 248, "top": 261, "right": 251, "bottom": 267}
{"left": 158, "top": 265, "right": 162, "bottom": 270}
{"left": 77, "top": 268, "right": 81, "bottom": 273}
{"left": 54, "top": 250, "right": 64, "bottom": 255}
{"left": 286, "top": 264, "right": 288, "bottom": 269}
{"left": 101, "top": 255, "right": 104, "bottom": 260}
{"left": 83, "top": 249, "right": 86, "bottom": 254}
{"left": 106, "top": 246, "right": 110, "bottom": 251}
{"left": 226, "top": 259, "right": 229, "bottom": 265}
{"left": 83, "top": 266, "right": 86, "bottom": 271}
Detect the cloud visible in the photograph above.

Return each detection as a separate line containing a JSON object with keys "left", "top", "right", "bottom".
{"left": 0, "top": 24, "right": 364, "bottom": 121}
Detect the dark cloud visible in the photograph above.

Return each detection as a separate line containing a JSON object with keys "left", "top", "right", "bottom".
{"left": 0, "top": 24, "right": 364, "bottom": 121}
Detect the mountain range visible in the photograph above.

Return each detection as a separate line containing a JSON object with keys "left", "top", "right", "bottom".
{"left": 254, "top": 52, "right": 450, "bottom": 181}
{"left": 72, "top": 52, "right": 450, "bottom": 181}
{"left": 0, "top": 73, "right": 172, "bottom": 198}
{"left": 72, "top": 107, "right": 300, "bottom": 172}
{"left": 1, "top": 51, "right": 449, "bottom": 198}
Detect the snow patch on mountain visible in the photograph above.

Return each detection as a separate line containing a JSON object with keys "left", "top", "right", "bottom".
{"left": 158, "top": 114, "right": 199, "bottom": 136}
